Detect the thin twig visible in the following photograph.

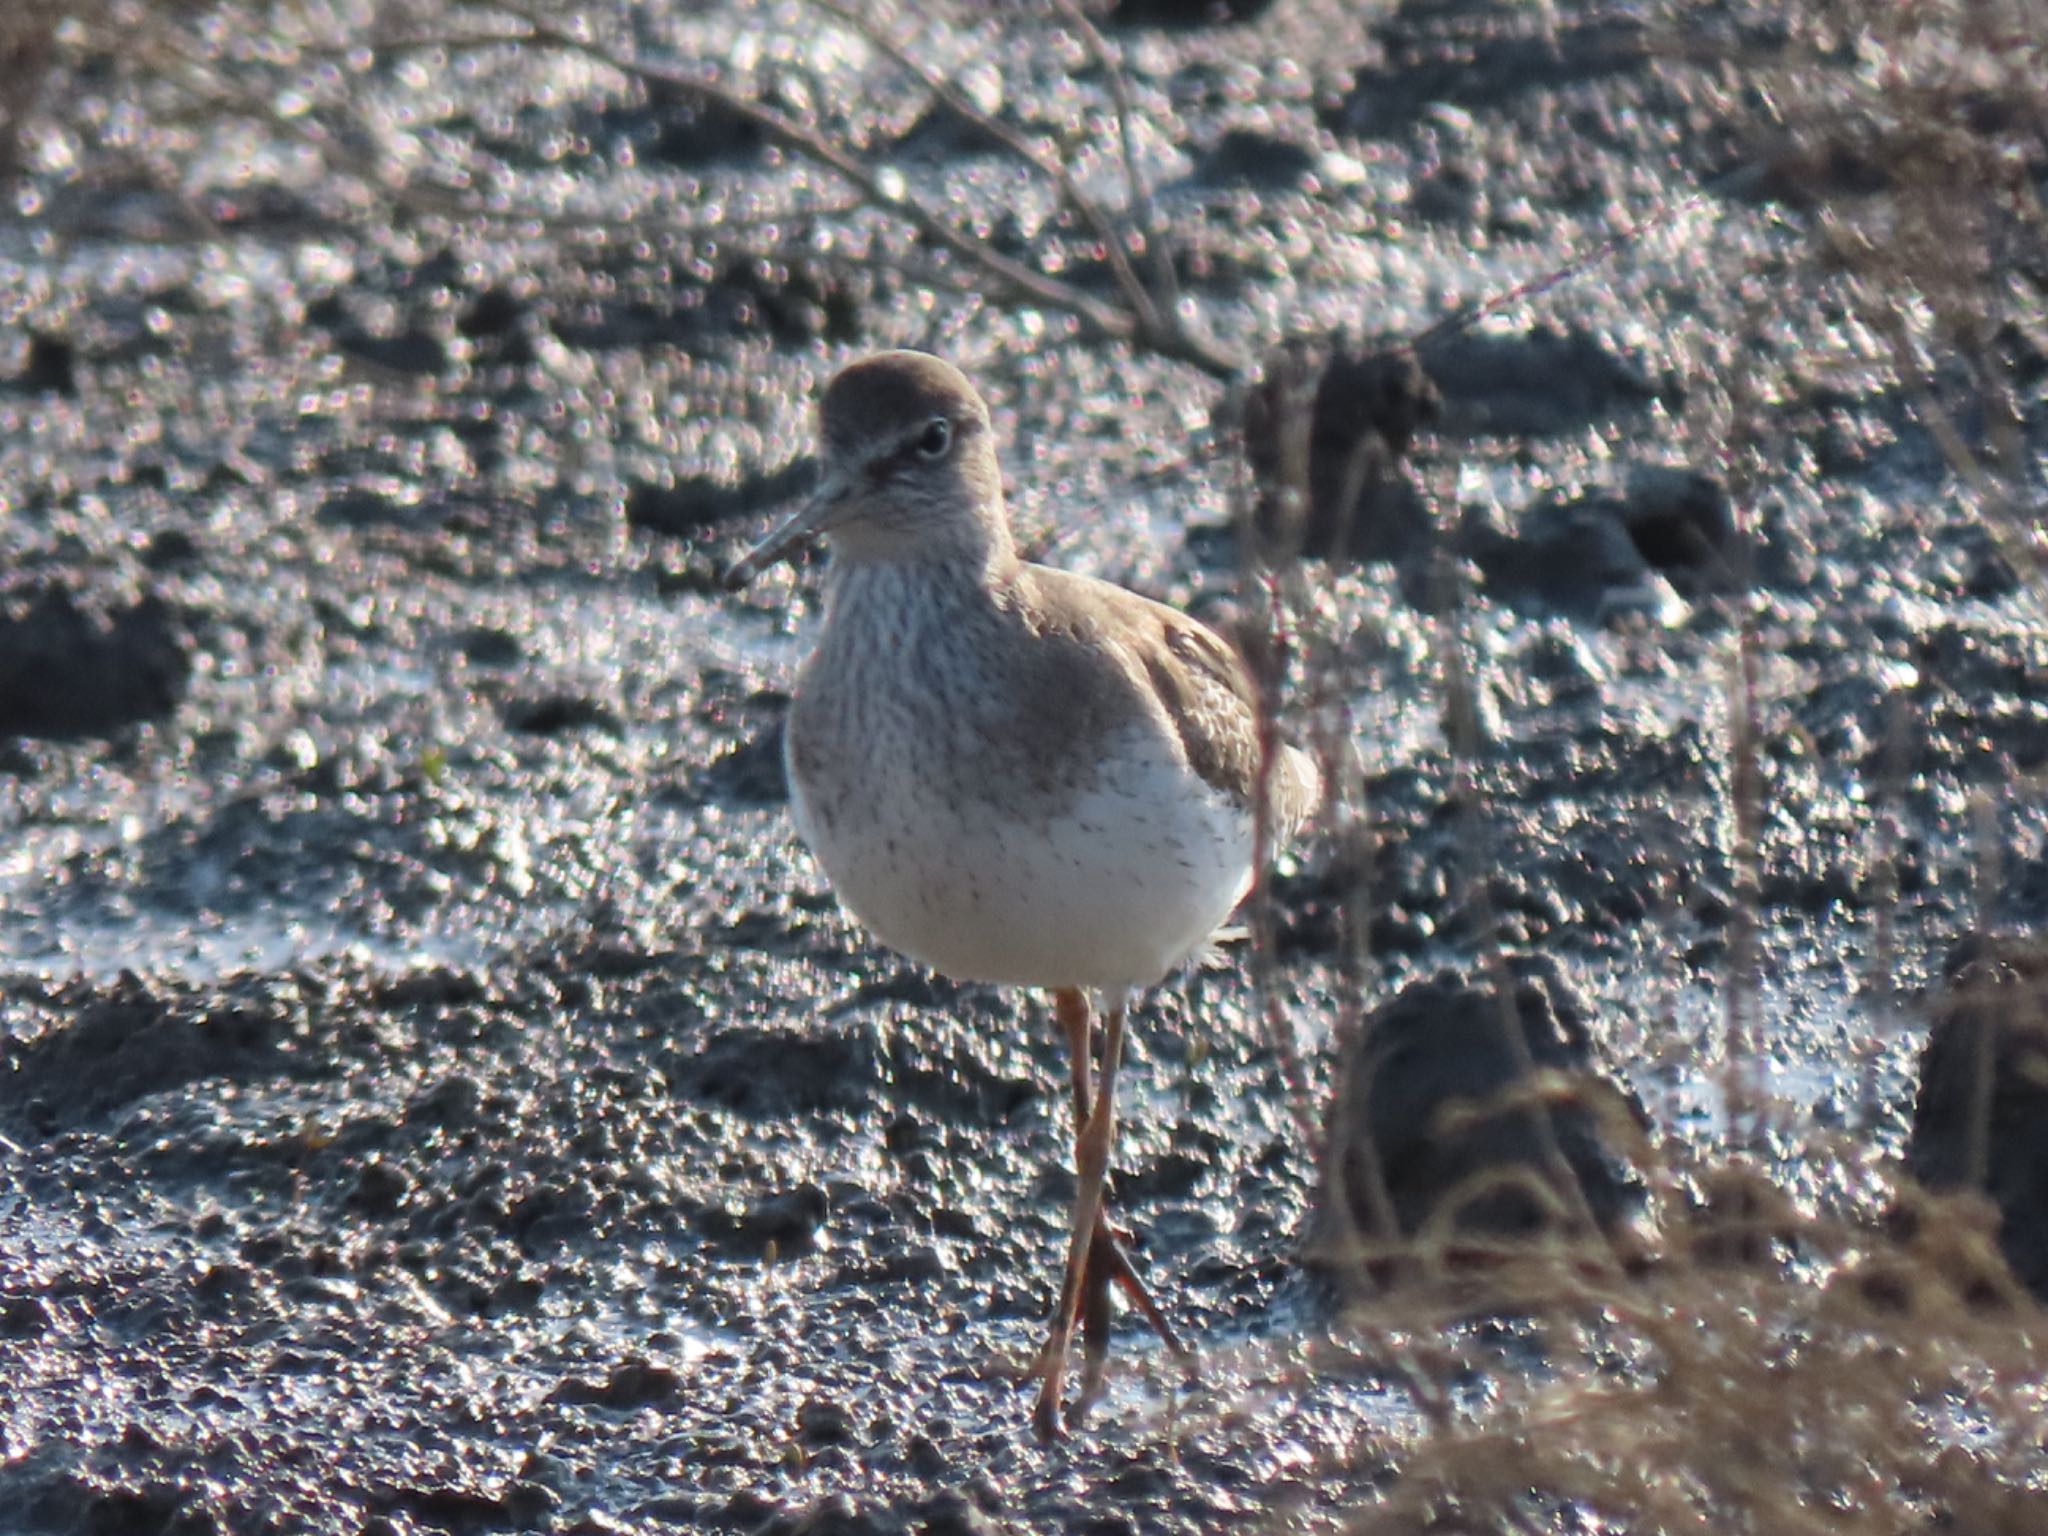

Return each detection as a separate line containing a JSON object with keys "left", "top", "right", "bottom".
{"left": 1245, "top": 565, "right": 1322, "bottom": 1147}
{"left": 1406, "top": 168, "right": 1755, "bottom": 360}
{"left": 490, "top": 2, "right": 1241, "bottom": 377}
{"left": 807, "top": 0, "right": 1163, "bottom": 339}
{"left": 1049, "top": 0, "right": 1183, "bottom": 320}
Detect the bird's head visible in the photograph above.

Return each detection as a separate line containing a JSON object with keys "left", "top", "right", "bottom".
{"left": 725, "top": 350, "right": 1010, "bottom": 588}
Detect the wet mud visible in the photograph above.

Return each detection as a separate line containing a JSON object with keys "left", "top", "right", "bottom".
{"left": 1, "top": 0, "right": 2044, "bottom": 1531}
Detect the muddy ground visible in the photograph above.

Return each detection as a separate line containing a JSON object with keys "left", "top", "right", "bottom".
{"left": 2, "top": 1, "right": 2044, "bottom": 1532}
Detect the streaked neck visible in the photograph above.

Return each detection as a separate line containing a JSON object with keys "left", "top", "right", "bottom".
{"left": 823, "top": 499, "right": 1019, "bottom": 598}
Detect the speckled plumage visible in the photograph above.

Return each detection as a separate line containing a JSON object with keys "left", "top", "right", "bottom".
{"left": 754, "top": 353, "right": 1316, "bottom": 987}
{"left": 785, "top": 554, "right": 1315, "bottom": 990}
{"left": 725, "top": 350, "right": 1318, "bottom": 1437}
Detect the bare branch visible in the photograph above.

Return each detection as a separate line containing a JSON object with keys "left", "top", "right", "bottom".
{"left": 492, "top": 1, "right": 1244, "bottom": 377}
{"left": 806, "top": 0, "right": 1165, "bottom": 340}
{"left": 1049, "top": 0, "right": 1184, "bottom": 320}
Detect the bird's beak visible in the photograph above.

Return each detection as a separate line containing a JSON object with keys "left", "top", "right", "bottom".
{"left": 723, "top": 468, "right": 852, "bottom": 590}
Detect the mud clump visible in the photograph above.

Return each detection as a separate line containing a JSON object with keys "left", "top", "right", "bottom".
{"left": 4, "top": 973, "right": 312, "bottom": 1128}
{"left": 698, "top": 1181, "right": 832, "bottom": 1258}
{"left": 668, "top": 1022, "right": 879, "bottom": 1117}
{"left": 1310, "top": 955, "right": 1646, "bottom": 1287}
{"left": 1110, "top": 0, "right": 1277, "bottom": 26}
{"left": 1614, "top": 466, "right": 1741, "bottom": 591}
{"left": 500, "top": 692, "right": 624, "bottom": 737}
{"left": 549, "top": 1357, "right": 683, "bottom": 1408}
{"left": 1241, "top": 338, "right": 1439, "bottom": 566}
{"left": 14, "top": 332, "right": 78, "bottom": 395}
{"left": 1905, "top": 935, "right": 2048, "bottom": 1299}
{"left": 1470, "top": 497, "right": 1683, "bottom": 626}
{"left": 1423, "top": 323, "right": 1666, "bottom": 438}
{"left": 1333, "top": 0, "right": 1649, "bottom": 138}
{"left": 0, "top": 578, "right": 191, "bottom": 740}
{"left": 698, "top": 711, "right": 790, "bottom": 806}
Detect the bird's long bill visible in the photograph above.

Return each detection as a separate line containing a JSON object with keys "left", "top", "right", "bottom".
{"left": 722, "top": 471, "right": 849, "bottom": 590}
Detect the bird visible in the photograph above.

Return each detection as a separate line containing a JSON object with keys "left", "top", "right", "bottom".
{"left": 724, "top": 350, "right": 1319, "bottom": 1438}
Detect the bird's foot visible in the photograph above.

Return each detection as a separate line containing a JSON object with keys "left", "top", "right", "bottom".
{"left": 1017, "top": 1219, "right": 1189, "bottom": 1439}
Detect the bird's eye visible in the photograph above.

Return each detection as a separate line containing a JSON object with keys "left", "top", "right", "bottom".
{"left": 916, "top": 417, "right": 952, "bottom": 459}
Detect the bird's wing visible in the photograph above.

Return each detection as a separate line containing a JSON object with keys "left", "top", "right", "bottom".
{"left": 1016, "top": 564, "right": 1318, "bottom": 830}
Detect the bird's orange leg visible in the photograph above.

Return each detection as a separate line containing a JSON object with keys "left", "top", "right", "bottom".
{"left": 1028, "top": 991, "right": 1186, "bottom": 1438}
{"left": 1037, "top": 997, "right": 1160, "bottom": 1438}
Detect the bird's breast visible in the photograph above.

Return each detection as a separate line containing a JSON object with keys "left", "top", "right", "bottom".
{"left": 787, "top": 690, "right": 1254, "bottom": 991}
{"left": 777, "top": 563, "right": 1261, "bottom": 989}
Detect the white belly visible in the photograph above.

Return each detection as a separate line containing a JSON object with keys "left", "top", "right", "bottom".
{"left": 790, "top": 725, "right": 1253, "bottom": 993}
